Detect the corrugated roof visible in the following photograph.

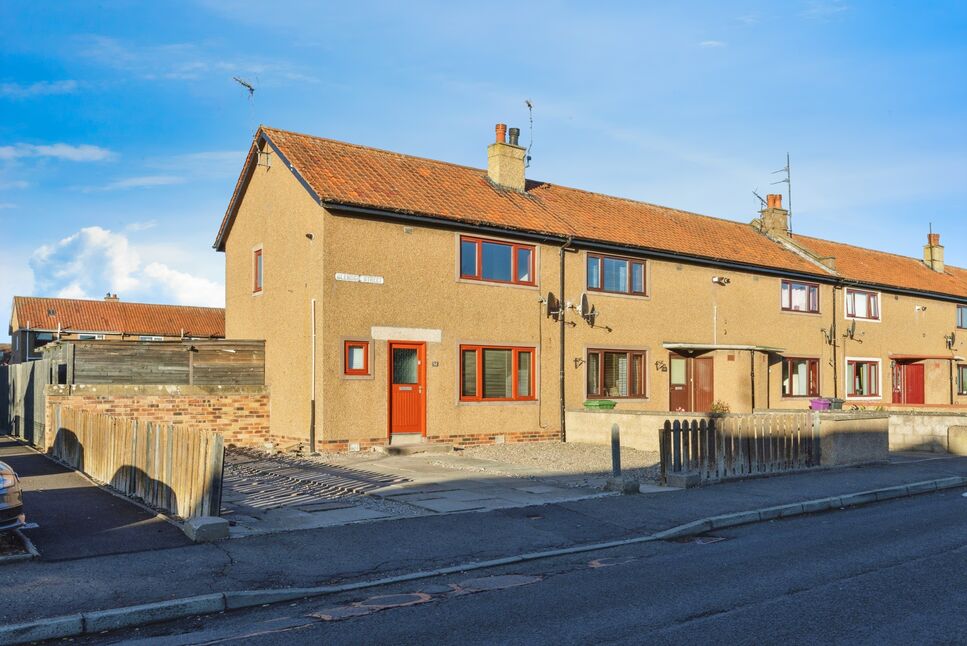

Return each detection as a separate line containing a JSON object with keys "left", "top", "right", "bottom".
{"left": 215, "top": 126, "right": 967, "bottom": 300}
{"left": 10, "top": 297, "right": 225, "bottom": 337}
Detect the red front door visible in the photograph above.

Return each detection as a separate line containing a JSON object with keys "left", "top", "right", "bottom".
{"left": 389, "top": 342, "right": 426, "bottom": 436}
{"left": 893, "top": 362, "right": 925, "bottom": 405}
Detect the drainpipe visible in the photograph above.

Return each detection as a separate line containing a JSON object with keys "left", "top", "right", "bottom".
{"left": 831, "top": 285, "right": 839, "bottom": 398}
{"left": 750, "top": 350, "right": 756, "bottom": 412}
{"left": 309, "top": 298, "right": 317, "bottom": 454}
{"left": 559, "top": 237, "right": 573, "bottom": 442}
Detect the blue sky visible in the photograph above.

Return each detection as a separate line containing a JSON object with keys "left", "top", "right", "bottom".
{"left": 2, "top": 1, "right": 966, "bottom": 333}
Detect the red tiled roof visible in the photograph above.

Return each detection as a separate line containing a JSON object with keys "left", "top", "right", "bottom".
{"left": 9, "top": 297, "right": 225, "bottom": 337}
{"left": 792, "top": 235, "right": 967, "bottom": 298}
{"left": 215, "top": 126, "right": 967, "bottom": 300}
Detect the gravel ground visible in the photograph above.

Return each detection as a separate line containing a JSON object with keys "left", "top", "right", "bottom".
{"left": 439, "top": 441, "right": 662, "bottom": 487}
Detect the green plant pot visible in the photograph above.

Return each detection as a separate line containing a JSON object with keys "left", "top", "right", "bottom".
{"left": 829, "top": 398, "right": 845, "bottom": 410}
{"left": 583, "top": 399, "right": 617, "bottom": 410}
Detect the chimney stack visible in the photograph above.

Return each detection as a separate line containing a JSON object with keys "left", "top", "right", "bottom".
{"left": 923, "top": 232, "right": 945, "bottom": 273}
{"left": 487, "top": 122, "right": 526, "bottom": 192}
{"left": 757, "top": 193, "right": 790, "bottom": 237}
{"left": 104, "top": 293, "right": 119, "bottom": 301}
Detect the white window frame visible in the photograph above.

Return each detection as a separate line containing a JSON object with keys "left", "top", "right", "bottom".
{"left": 77, "top": 334, "right": 105, "bottom": 340}
{"left": 844, "top": 288, "right": 881, "bottom": 323}
{"left": 139, "top": 336, "right": 164, "bottom": 342}
{"left": 845, "top": 356, "right": 882, "bottom": 400}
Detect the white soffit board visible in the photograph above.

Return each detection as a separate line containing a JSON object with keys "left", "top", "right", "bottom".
{"left": 371, "top": 327, "right": 443, "bottom": 343}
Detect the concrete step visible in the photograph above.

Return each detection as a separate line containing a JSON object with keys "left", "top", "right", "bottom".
{"left": 375, "top": 443, "right": 453, "bottom": 456}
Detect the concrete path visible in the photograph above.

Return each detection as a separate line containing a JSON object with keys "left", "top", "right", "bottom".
{"left": 0, "top": 436, "right": 189, "bottom": 561}
{"left": 220, "top": 449, "right": 605, "bottom": 536}
{"left": 1, "top": 452, "right": 966, "bottom": 629}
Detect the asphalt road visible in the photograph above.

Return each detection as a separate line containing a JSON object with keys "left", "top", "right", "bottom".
{"left": 88, "top": 487, "right": 967, "bottom": 645}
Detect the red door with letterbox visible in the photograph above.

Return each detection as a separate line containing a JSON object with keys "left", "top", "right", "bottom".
{"left": 388, "top": 342, "right": 426, "bottom": 437}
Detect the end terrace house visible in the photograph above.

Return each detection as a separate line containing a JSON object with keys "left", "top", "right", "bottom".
{"left": 214, "top": 123, "right": 967, "bottom": 451}
{"left": 8, "top": 295, "right": 225, "bottom": 363}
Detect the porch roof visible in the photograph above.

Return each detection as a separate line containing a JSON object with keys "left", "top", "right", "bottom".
{"left": 662, "top": 342, "right": 785, "bottom": 353}
{"left": 888, "top": 353, "right": 961, "bottom": 361}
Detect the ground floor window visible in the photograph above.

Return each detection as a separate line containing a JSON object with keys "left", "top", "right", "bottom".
{"left": 460, "top": 345, "right": 535, "bottom": 401}
{"left": 782, "top": 357, "right": 819, "bottom": 397}
{"left": 344, "top": 340, "right": 370, "bottom": 376}
{"left": 959, "top": 365, "right": 967, "bottom": 396}
{"left": 586, "top": 349, "right": 646, "bottom": 398}
{"left": 847, "top": 359, "right": 880, "bottom": 397}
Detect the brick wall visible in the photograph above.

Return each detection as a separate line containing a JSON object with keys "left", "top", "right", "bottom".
{"left": 45, "top": 384, "right": 270, "bottom": 449}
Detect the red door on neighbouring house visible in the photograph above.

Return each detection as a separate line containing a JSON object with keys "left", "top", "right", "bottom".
{"left": 389, "top": 342, "right": 426, "bottom": 437}
{"left": 892, "top": 362, "right": 925, "bottom": 405}
{"left": 693, "top": 357, "right": 715, "bottom": 412}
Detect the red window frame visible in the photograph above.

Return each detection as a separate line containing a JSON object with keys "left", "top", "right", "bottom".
{"left": 958, "top": 305, "right": 967, "bottom": 330}
{"left": 781, "top": 357, "right": 820, "bottom": 397}
{"left": 459, "top": 345, "right": 536, "bottom": 402}
{"left": 587, "top": 253, "right": 647, "bottom": 296}
{"left": 586, "top": 349, "right": 647, "bottom": 399}
{"left": 780, "top": 280, "right": 820, "bottom": 313}
{"left": 847, "top": 360, "right": 880, "bottom": 397}
{"left": 253, "top": 248, "right": 263, "bottom": 293}
{"left": 344, "top": 340, "right": 370, "bottom": 376}
{"left": 845, "top": 288, "right": 879, "bottom": 320}
{"left": 959, "top": 364, "right": 967, "bottom": 396}
{"left": 459, "top": 236, "right": 536, "bottom": 286}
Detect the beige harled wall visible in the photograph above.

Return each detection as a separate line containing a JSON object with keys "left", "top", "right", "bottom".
{"left": 224, "top": 148, "right": 324, "bottom": 443}
{"left": 222, "top": 159, "right": 967, "bottom": 446}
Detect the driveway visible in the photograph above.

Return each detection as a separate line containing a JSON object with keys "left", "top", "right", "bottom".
{"left": 0, "top": 435, "right": 190, "bottom": 561}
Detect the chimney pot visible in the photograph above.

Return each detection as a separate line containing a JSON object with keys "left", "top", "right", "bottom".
{"left": 928, "top": 233, "right": 940, "bottom": 246}
{"left": 508, "top": 127, "right": 520, "bottom": 146}
{"left": 495, "top": 123, "right": 507, "bottom": 144}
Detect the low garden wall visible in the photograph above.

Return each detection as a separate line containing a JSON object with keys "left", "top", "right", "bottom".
{"left": 567, "top": 409, "right": 890, "bottom": 467}
{"left": 44, "top": 384, "right": 270, "bottom": 449}
{"left": 888, "top": 412, "right": 967, "bottom": 453}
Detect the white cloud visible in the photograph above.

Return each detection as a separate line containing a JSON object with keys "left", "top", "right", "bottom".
{"left": 146, "top": 150, "right": 246, "bottom": 180}
{"left": 0, "top": 80, "right": 79, "bottom": 99}
{"left": 28, "top": 226, "right": 224, "bottom": 308}
{"left": 125, "top": 220, "right": 158, "bottom": 231}
{"left": 0, "top": 179, "right": 29, "bottom": 190}
{"left": 83, "top": 175, "right": 185, "bottom": 192}
{"left": 0, "top": 143, "right": 114, "bottom": 162}
{"left": 699, "top": 40, "right": 727, "bottom": 48}
{"left": 143, "top": 263, "right": 223, "bottom": 305}
{"left": 802, "top": 1, "right": 848, "bottom": 19}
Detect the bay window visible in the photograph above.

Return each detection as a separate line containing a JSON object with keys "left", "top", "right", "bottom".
{"left": 781, "top": 280, "right": 819, "bottom": 313}
{"left": 586, "top": 349, "right": 646, "bottom": 399}
{"left": 460, "top": 345, "right": 535, "bottom": 401}
{"left": 845, "top": 288, "right": 879, "bottom": 321}
{"left": 460, "top": 236, "right": 535, "bottom": 286}
{"left": 782, "top": 357, "right": 819, "bottom": 397}
{"left": 847, "top": 359, "right": 880, "bottom": 398}
{"left": 587, "top": 254, "right": 646, "bottom": 296}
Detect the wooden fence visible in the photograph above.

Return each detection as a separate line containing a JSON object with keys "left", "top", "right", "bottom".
{"left": 1, "top": 359, "right": 53, "bottom": 446}
{"left": 44, "top": 339, "right": 265, "bottom": 386}
{"left": 660, "top": 413, "right": 819, "bottom": 485}
{"left": 49, "top": 405, "right": 224, "bottom": 519}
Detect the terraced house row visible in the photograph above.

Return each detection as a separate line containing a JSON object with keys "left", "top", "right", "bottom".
{"left": 214, "top": 123, "right": 967, "bottom": 450}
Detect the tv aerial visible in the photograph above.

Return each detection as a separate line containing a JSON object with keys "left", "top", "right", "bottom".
{"left": 233, "top": 76, "right": 255, "bottom": 97}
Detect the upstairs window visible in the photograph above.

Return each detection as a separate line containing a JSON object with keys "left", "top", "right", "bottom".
{"left": 344, "top": 341, "right": 370, "bottom": 376}
{"left": 460, "top": 345, "right": 535, "bottom": 401}
{"left": 959, "top": 365, "right": 967, "bottom": 396}
{"left": 587, "top": 254, "right": 646, "bottom": 296}
{"left": 958, "top": 305, "right": 967, "bottom": 329}
{"left": 253, "top": 248, "right": 264, "bottom": 293}
{"left": 845, "top": 288, "right": 879, "bottom": 321}
{"left": 77, "top": 334, "right": 105, "bottom": 340}
{"left": 782, "top": 357, "right": 819, "bottom": 397}
{"left": 586, "top": 349, "right": 646, "bottom": 399}
{"left": 139, "top": 336, "right": 163, "bottom": 341}
{"left": 781, "top": 280, "right": 820, "bottom": 313}
{"left": 847, "top": 359, "right": 880, "bottom": 398}
{"left": 460, "top": 236, "right": 535, "bottom": 286}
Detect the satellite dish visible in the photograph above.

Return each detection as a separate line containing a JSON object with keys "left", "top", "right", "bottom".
{"left": 546, "top": 292, "right": 560, "bottom": 321}
{"left": 844, "top": 320, "right": 856, "bottom": 339}
{"left": 947, "top": 331, "right": 957, "bottom": 349}
{"left": 577, "top": 293, "right": 598, "bottom": 326}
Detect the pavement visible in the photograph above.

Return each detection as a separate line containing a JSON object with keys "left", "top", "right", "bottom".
{"left": 1, "top": 448, "right": 967, "bottom": 635}
{"left": 220, "top": 449, "right": 608, "bottom": 537}
{"left": 98, "top": 488, "right": 967, "bottom": 645}
{"left": 0, "top": 435, "right": 189, "bottom": 561}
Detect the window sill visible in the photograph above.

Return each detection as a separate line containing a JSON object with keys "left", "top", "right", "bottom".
{"left": 585, "top": 290, "right": 651, "bottom": 302}
{"left": 456, "top": 277, "right": 538, "bottom": 291}
{"left": 457, "top": 399, "right": 539, "bottom": 406}
{"left": 845, "top": 316, "right": 880, "bottom": 323}
{"left": 341, "top": 373, "right": 373, "bottom": 381}
{"left": 780, "top": 309, "right": 822, "bottom": 316}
